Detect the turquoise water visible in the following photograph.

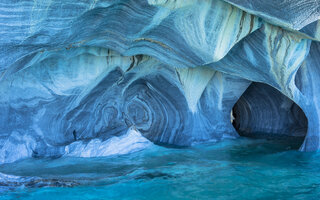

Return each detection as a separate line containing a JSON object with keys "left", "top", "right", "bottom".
{"left": 1, "top": 137, "right": 320, "bottom": 200}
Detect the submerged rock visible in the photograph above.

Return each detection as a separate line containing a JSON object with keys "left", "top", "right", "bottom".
{"left": 0, "top": 0, "right": 320, "bottom": 163}
{"left": 0, "top": 172, "right": 78, "bottom": 192}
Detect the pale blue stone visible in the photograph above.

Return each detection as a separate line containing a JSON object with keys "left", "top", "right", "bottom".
{"left": 0, "top": 0, "right": 320, "bottom": 164}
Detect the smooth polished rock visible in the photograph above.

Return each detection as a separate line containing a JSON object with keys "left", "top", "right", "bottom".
{"left": 224, "top": 0, "right": 320, "bottom": 31}
{"left": 0, "top": 46, "right": 251, "bottom": 163}
{"left": 210, "top": 22, "right": 311, "bottom": 96}
{"left": 1, "top": 0, "right": 320, "bottom": 164}
{"left": 295, "top": 42, "right": 320, "bottom": 151}
{"left": 232, "top": 82, "right": 308, "bottom": 137}
{"left": 224, "top": 0, "right": 320, "bottom": 42}
{"left": 64, "top": 127, "right": 152, "bottom": 157}
{"left": 0, "top": 0, "right": 261, "bottom": 76}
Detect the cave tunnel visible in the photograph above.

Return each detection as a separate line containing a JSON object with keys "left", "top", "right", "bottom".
{"left": 231, "top": 82, "right": 308, "bottom": 149}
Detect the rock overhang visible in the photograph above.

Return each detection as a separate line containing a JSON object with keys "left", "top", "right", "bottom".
{"left": 1, "top": 0, "right": 320, "bottom": 164}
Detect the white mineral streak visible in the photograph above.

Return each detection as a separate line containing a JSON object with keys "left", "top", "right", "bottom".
{"left": 174, "top": 0, "right": 260, "bottom": 62}
{"left": 264, "top": 23, "right": 310, "bottom": 97}
{"left": 0, "top": 131, "right": 36, "bottom": 164}
{"left": 64, "top": 127, "right": 152, "bottom": 157}
{"left": 1, "top": 0, "right": 320, "bottom": 165}
{"left": 176, "top": 67, "right": 215, "bottom": 113}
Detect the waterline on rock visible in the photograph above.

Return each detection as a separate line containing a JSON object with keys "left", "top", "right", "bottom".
{"left": 1, "top": 137, "right": 319, "bottom": 199}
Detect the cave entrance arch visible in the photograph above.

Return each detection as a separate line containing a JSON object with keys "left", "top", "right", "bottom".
{"left": 231, "top": 82, "right": 308, "bottom": 150}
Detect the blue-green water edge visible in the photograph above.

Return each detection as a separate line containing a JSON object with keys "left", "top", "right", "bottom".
{"left": 1, "top": 137, "right": 320, "bottom": 200}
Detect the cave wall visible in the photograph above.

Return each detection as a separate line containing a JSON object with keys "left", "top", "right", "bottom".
{"left": 0, "top": 47, "right": 251, "bottom": 163}
{"left": 1, "top": 0, "right": 320, "bottom": 163}
{"left": 232, "top": 82, "right": 308, "bottom": 138}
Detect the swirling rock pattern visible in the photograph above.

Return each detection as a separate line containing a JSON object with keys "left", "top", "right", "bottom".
{"left": 1, "top": 0, "right": 320, "bottom": 163}
{"left": 232, "top": 82, "right": 308, "bottom": 138}
{"left": 224, "top": 0, "right": 320, "bottom": 31}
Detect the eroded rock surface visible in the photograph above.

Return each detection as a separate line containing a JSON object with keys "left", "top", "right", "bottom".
{"left": 1, "top": 0, "right": 320, "bottom": 163}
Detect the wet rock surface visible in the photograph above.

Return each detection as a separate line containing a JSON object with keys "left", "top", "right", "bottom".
{"left": 1, "top": 0, "right": 320, "bottom": 164}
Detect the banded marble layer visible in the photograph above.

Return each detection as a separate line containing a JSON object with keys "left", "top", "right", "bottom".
{"left": 1, "top": 0, "right": 320, "bottom": 164}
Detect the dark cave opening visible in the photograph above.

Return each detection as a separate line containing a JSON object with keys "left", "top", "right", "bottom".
{"left": 231, "top": 82, "right": 308, "bottom": 150}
